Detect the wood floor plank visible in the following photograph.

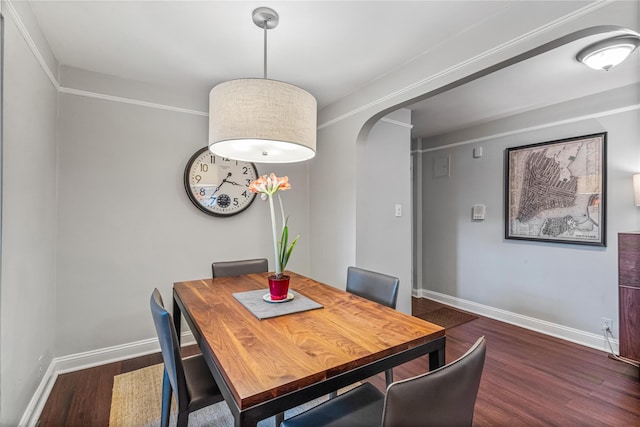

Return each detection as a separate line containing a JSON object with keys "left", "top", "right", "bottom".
{"left": 38, "top": 298, "right": 640, "bottom": 426}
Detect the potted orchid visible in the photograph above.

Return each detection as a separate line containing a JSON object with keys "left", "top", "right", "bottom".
{"left": 249, "top": 173, "right": 299, "bottom": 300}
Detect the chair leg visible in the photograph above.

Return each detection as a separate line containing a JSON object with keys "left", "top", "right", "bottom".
{"left": 161, "top": 368, "right": 172, "bottom": 427}
{"left": 275, "top": 411, "right": 284, "bottom": 426}
{"left": 177, "top": 411, "right": 189, "bottom": 427}
{"left": 385, "top": 368, "right": 394, "bottom": 387}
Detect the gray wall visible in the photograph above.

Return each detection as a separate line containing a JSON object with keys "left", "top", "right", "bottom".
{"left": 417, "top": 86, "right": 639, "bottom": 337}
{"left": 309, "top": 117, "right": 359, "bottom": 290}
{"left": 1, "top": 4, "right": 58, "bottom": 425}
{"left": 356, "top": 109, "right": 412, "bottom": 313}
{"left": 55, "top": 86, "right": 311, "bottom": 356}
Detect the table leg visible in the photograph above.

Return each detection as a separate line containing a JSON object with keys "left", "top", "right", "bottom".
{"left": 173, "top": 292, "right": 182, "bottom": 345}
{"left": 429, "top": 345, "right": 445, "bottom": 370}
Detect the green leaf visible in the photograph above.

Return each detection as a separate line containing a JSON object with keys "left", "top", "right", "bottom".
{"left": 282, "top": 234, "right": 299, "bottom": 269}
{"left": 280, "top": 225, "right": 289, "bottom": 268}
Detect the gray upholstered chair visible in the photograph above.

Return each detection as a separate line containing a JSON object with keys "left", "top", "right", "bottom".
{"left": 346, "top": 266, "right": 399, "bottom": 310}
{"left": 282, "top": 336, "right": 487, "bottom": 427}
{"left": 346, "top": 266, "right": 399, "bottom": 385}
{"left": 150, "top": 289, "right": 224, "bottom": 427}
{"left": 212, "top": 258, "right": 268, "bottom": 278}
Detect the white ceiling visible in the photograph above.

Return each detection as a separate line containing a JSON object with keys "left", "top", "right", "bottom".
{"left": 26, "top": 1, "right": 640, "bottom": 140}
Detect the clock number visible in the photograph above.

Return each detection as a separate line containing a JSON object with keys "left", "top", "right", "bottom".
{"left": 210, "top": 155, "right": 215, "bottom": 164}
{"left": 242, "top": 190, "right": 248, "bottom": 197}
{"left": 199, "top": 188, "right": 206, "bottom": 196}
{"left": 195, "top": 175, "right": 202, "bottom": 183}
{"left": 242, "top": 166, "right": 249, "bottom": 175}
{"left": 200, "top": 164, "right": 208, "bottom": 172}
{"left": 233, "top": 198, "right": 239, "bottom": 206}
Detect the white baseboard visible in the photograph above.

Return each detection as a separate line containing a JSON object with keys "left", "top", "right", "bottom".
{"left": 414, "top": 289, "right": 619, "bottom": 354}
{"left": 18, "top": 359, "right": 58, "bottom": 427}
{"left": 20, "top": 331, "right": 195, "bottom": 427}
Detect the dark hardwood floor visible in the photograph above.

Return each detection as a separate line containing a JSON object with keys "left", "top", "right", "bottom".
{"left": 39, "top": 298, "right": 640, "bottom": 426}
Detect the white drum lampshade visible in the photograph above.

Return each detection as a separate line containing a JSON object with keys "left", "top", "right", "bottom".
{"left": 208, "top": 79, "right": 317, "bottom": 163}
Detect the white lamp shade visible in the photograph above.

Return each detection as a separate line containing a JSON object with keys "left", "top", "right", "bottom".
{"left": 209, "top": 79, "right": 317, "bottom": 163}
{"left": 634, "top": 174, "right": 640, "bottom": 206}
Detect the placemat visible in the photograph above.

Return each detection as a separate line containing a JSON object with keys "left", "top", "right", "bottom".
{"left": 233, "top": 289, "right": 323, "bottom": 320}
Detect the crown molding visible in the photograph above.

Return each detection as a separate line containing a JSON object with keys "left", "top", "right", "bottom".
{"left": 5, "top": 0, "right": 59, "bottom": 90}
{"left": 59, "top": 87, "right": 208, "bottom": 116}
{"left": 379, "top": 117, "right": 413, "bottom": 129}
{"left": 413, "top": 103, "right": 639, "bottom": 154}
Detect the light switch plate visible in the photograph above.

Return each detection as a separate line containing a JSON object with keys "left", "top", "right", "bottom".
{"left": 472, "top": 204, "right": 486, "bottom": 220}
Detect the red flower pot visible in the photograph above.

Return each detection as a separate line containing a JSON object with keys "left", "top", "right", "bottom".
{"left": 268, "top": 275, "right": 290, "bottom": 301}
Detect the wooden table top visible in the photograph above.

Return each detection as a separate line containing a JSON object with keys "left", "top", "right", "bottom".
{"left": 173, "top": 271, "right": 445, "bottom": 410}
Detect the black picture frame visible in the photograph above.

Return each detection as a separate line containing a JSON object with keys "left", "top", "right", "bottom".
{"left": 505, "top": 132, "right": 607, "bottom": 246}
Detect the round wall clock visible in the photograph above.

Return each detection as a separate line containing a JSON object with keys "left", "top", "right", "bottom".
{"left": 184, "top": 147, "right": 258, "bottom": 217}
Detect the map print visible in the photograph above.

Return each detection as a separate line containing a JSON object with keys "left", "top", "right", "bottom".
{"left": 507, "top": 134, "right": 605, "bottom": 245}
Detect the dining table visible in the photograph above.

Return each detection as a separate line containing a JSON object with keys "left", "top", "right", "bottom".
{"left": 173, "top": 271, "right": 446, "bottom": 427}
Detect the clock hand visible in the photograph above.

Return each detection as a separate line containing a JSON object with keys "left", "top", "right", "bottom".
{"left": 212, "top": 172, "right": 232, "bottom": 195}
{"left": 221, "top": 172, "right": 243, "bottom": 186}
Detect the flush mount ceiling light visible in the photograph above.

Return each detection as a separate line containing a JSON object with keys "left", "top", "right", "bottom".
{"left": 576, "top": 35, "right": 640, "bottom": 71}
{"left": 208, "top": 7, "right": 317, "bottom": 163}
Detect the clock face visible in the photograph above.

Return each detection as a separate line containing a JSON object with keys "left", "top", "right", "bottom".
{"left": 184, "top": 147, "right": 258, "bottom": 217}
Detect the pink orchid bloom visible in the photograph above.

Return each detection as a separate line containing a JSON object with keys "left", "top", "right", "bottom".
{"left": 250, "top": 174, "right": 292, "bottom": 197}
{"left": 249, "top": 176, "right": 269, "bottom": 198}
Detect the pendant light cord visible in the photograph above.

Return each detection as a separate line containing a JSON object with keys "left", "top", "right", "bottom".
{"left": 263, "top": 20, "right": 268, "bottom": 79}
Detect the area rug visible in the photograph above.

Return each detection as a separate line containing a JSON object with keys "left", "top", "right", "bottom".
{"left": 415, "top": 307, "right": 478, "bottom": 329}
{"left": 109, "top": 363, "right": 357, "bottom": 427}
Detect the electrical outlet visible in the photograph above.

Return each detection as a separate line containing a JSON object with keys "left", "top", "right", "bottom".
{"left": 601, "top": 317, "right": 612, "bottom": 333}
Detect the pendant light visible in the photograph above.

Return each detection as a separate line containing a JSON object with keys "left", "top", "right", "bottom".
{"left": 576, "top": 35, "right": 640, "bottom": 71}
{"left": 208, "top": 7, "right": 317, "bottom": 163}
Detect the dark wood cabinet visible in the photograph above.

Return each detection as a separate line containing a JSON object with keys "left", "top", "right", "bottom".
{"left": 619, "top": 232, "right": 640, "bottom": 363}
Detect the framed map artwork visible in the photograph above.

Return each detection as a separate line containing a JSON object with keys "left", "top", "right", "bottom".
{"left": 505, "top": 133, "right": 606, "bottom": 246}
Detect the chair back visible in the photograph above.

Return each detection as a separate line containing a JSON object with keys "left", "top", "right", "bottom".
{"left": 346, "top": 266, "right": 399, "bottom": 309}
{"left": 382, "top": 336, "right": 487, "bottom": 427}
{"left": 150, "top": 289, "right": 189, "bottom": 411}
{"left": 212, "top": 258, "right": 268, "bottom": 278}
